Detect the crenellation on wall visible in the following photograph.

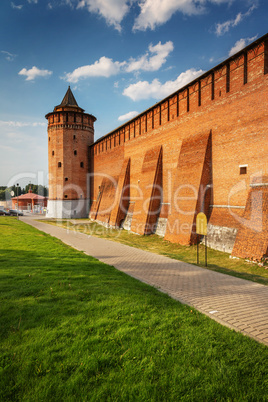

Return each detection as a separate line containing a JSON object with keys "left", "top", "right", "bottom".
{"left": 161, "top": 101, "right": 169, "bottom": 125}
{"left": 169, "top": 95, "right": 177, "bottom": 120}
{"left": 248, "top": 42, "right": 266, "bottom": 81}
{"left": 140, "top": 115, "right": 145, "bottom": 134}
{"left": 154, "top": 107, "right": 160, "bottom": 129}
{"left": 146, "top": 111, "right": 152, "bottom": 132}
{"left": 189, "top": 81, "right": 200, "bottom": 112}
{"left": 200, "top": 74, "right": 213, "bottom": 106}
{"left": 229, "top": 54, "right": 245, "bottom": 92}
{"left": 214, "top": 66, "right": 227, "bottom": 100}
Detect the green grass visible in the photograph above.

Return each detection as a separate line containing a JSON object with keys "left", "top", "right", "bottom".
{"left": 44, "top": 219, "right": 268, "bottom": 286}
{"left": 0, "top": 217, "right": 268, "bottom": 401}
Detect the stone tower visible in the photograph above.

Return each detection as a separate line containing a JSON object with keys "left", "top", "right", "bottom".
{"left": 45, "top": 87, "right": 96, "bottom": 218}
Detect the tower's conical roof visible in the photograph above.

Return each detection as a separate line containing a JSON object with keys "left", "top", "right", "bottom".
{"left": 60, "top": 86, "right": 79, "bottom": 107}
{"left": 53, "top": 86, "right": 85, "bottom": 112}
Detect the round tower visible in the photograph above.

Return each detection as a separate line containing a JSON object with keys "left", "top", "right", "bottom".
{"left": 45, "top": 87, "right": 96, "bottom": 218}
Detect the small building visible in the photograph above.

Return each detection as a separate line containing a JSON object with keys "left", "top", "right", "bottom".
{"left": 12, "top": 188, "right": 48, "bottom": 213}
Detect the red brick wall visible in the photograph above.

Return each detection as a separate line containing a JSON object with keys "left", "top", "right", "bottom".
{"left": 164, "top": 131, "right": 211, "bottom": 245}
{"left": 47, "top": 110, "right": 94, "bottom": 202}
{"left": 232, "top": 183, "right": 268, "bottom": 261}
{"left": 130, "top": 145, "right": 162, "bottom": 235}
{"left": 85, "top": 35, "right": 268, "bottom": 258}
{"left": 109, "top": 158, "right": 130, "bottom": 227}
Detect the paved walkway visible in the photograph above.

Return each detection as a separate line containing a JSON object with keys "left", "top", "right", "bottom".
{"left": 21, "top": 216, "right": 268, "bottom": 346}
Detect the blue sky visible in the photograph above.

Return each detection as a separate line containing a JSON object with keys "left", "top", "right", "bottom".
{"left": 0, "top": 0, "right": 267, "bottom": 187}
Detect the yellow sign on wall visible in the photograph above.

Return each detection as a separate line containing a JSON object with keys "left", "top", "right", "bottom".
{"left": 196, "top": 212, "right": 207, "bottom": 235}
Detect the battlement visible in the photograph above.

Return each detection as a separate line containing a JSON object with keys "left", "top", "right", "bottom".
{"left": 91, "top": 33, "right": 267, "bottom": 156}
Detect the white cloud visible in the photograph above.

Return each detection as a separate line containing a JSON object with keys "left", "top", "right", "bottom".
{"left": 11, "top": 2, "right": 23, "bottom": 9}
{"left": 126, "top": 41, "right": 174, "bottom": 72}
{"left": 123, "top": 68, "right": 204, "bottom": 101}
{"left": 133, "top": 0, "right": 206, "bottom": 31}
{"left": 1, "top": 51, "right": 17, "bottom": 62}
{"left": 61, "top": 0, "right": 248, "bottom": 32}
{"left": 215, "top": 4, "right": 257, "bottom": 36}
{"left": 118, "top": 111, "right": 139, "bottom": 121}
{"left": 228, "top": 35, "right": 258, "bottom": 56}
{"left": 64, "top": 41, "right": 173, "bottom": 82}
{"left": 27, "top": 0, "right": 38, "bottom": 3}
{"left": 0, "top": 120, "right": 46, "bottom": 128}
{"left": 209, "top": 0, "right": 234, "bottom": 3}
{"left": 64, "top": 57, "right": 125, "bottom": 83}
{"left": 76, "top": 0, "right": 130, "bottom": 31}
{"left": 18, "top": 66, "right": 53, "bottom": 81}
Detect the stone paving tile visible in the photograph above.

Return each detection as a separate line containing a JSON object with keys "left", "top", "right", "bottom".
{"left": 257, "top": 333, "right": 268, "bottom": 340}
{"left": 21, "top": 217, "right": 268, "bottom": 346}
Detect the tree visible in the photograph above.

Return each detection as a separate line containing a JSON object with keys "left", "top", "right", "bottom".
{"left": 24, "top": 184, "right": 48, "bottom": 196}
{"left": 0, "top": 186, "right": 22, "bottom": 201}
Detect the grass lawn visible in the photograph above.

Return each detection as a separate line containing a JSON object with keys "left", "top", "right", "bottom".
{"left": 45, "top": 219, "right": 268, "bottom": 286}
{"left": 0, "top": 217, "right": 267, "bottom": 401}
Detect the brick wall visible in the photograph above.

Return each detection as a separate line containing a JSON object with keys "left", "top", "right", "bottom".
{"left": 86, "top": 34, "right": 268, "bottom": 260}
{"left": 109, "top": 158, "right": 130, "bottom": 228}
{"left": 130, "top": 145, "right": 162, "bottom": 235}
{"left": 232, "top": 179, "right": 268, "bottom": 260}
{"left": 164, "top": 131, "right": 211, "bottom": 245}
{"left": 47, "top": 109, "right": 94, "bottom": 203}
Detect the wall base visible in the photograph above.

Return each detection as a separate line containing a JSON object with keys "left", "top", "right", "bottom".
{"left": 46, "top": 199, "right": 89, "bottom": 219}
{"left": 202, "top": 224, "right": 238, "bottom": 254}
{"left": 155, "top": 217, "right": 167, "bottom": 237}
{"left": 122, "top": 212, "right": 133, "bottom": 231}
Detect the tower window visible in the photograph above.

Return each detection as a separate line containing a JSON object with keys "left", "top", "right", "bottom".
{"left": 240, "top": 165, "right": 247, "bottom": 175}
{"left": 73, "top": 135, "right": 76, "bottom": 140}
{"left": 58, "top": 162, "right": 62, "bottom": 168}
{"left": 64, "top": 195, "right": 68, "bottom": 198}
{"left": 65, "top": 177, "right": 68, "bottom": 181}
{"left": 74, "top": 150, "right": 77, "bottom": 156}
{"left": 52, "top": 150, "right": 54, "bottom": 156}
{"left": 80, "top": 162, "right": 84, "bottom": 168}
{"left": 49, "top": 137, "right": 51, "bottom": 141}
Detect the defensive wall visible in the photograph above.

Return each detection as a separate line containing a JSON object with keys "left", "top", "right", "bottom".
{"left": 88, "top": 34, "right": 268, "bottom": 261}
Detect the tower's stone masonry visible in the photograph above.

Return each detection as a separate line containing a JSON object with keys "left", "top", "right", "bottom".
{"left": 46, "top": 34, "right": 268, "bottom": 261}
{"left": 45, "top": 87, "right": 96, "bottom": 218}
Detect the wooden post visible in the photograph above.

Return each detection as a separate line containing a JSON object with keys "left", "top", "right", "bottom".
{"left": 197, "top": 234, "right": 199, "bottom": 265}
